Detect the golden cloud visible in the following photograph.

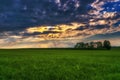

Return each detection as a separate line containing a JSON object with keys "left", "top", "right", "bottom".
{"left": 0, "top": 20, "right": 120, "bottom": 48}
{"left": 27, "top": 23, "right": 85, "bottom": 33}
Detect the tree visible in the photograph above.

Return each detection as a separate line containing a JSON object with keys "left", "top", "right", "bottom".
{"left": 103, "top": 40, "right": 111, "bottom": 50}
{"left": 74, "top": 42, "right": 85, "bottom": 48}
{"left": 90, "top": 42, "right": 94, "bottom": 48}
{"left": 96, "top": 41, "right": 103, "bottom": 48}
{"left": 74, "top": 43, "right": 79, "bottom": 48}
{"left": 85, "top": 43, "right": 89, "bottom": 48}
{"left": 80, "top": 42, "right": 85, "bottom": 48}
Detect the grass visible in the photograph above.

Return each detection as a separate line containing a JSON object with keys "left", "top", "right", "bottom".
{"left": 0, "top": 48, "right": 120, "bottom": 80}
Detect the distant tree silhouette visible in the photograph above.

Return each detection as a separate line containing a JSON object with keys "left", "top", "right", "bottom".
{"left": 103, "top": 40, "right": 111, "bottom": 50}
{"left": 90, "top": 42, "right": 94, "bottom": 48}
{"left": 74, "top": 43, "right": 79, "bottom": 48}
{"left": 96, "top": 41, "right": 103, "bottom": 48}
{"left": 75, "top": 42, "right": 85, "bottom": 48}
{"left": 85, "top": 43, "right": 89, "bottom": 48}
{"left": 74, "top": 40, "right": 112, "bottom": 50}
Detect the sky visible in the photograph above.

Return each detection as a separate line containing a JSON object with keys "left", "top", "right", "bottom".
{"left": 0, "top": 0, "right": 120, "bottom": 48}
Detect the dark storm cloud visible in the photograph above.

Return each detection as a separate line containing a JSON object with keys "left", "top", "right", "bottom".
{"left": 0, "top": 0, "right": 95, "bottom": 32}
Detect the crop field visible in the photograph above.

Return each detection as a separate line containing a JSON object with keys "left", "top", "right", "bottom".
{"left": 0, "top": 48, "right": 120, "bottom": 80}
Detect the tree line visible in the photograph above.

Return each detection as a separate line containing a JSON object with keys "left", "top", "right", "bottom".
{"left": 74, "top": 40, "right": 111, "bottom": 50}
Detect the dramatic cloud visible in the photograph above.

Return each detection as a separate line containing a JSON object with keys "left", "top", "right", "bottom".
{"left": 0, "top": 0, "right": 120, "bottom": 48}
{"left": 0, "top": 0, "right": 96, "bottom": 32}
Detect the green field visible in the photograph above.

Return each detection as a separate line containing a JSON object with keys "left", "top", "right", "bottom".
{"left": 0, "top": 48, "right": 120, "bottom": 80}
